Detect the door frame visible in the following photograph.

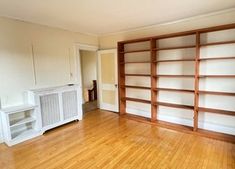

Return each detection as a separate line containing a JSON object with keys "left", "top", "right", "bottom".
{"left": 74, "top": 43, "right": 99, "bottom": 108}
{"left": 97, "top": 49, "right": 119, "bottom": 112}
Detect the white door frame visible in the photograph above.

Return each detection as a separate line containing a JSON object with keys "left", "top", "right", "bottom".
{"left": 74, "top": 43, "right": 99, "bottom": 108}
{"left": 98, "top": 49, "right": 119, "bottom": 112}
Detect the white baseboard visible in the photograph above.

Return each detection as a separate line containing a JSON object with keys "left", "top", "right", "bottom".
{"left": 126, "top": 108, "right": 235, "bottom": 135}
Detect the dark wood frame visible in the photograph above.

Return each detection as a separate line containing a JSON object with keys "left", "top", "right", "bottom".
{"left": 118, "top": 23, "right": 235, "bottom": 142}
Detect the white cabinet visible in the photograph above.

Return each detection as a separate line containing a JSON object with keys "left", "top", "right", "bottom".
{"left": 0, "top": 105, "right": 41, "bottom": 146}
{"left": 0, "top": 85, "right": 83, "bottom": 146}
{"left": 29, "top": 85, "right": 82, "bottom": 133}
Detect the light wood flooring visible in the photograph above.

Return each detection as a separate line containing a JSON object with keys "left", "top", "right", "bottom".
{"left": 0, "top": 109, "right": 234, "bottom": 169}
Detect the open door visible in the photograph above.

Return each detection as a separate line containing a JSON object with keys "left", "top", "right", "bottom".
{"left": 98, "top": 49, "right": 119, "bottom": 112}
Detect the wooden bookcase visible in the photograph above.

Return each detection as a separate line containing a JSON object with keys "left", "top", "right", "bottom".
{"left": 118, "top": 23, "right": 235, "bottom": 142}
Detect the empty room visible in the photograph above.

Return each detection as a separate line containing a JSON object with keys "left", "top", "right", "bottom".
{"left": 0, "top": 0, "right": 235, "bottom": 169}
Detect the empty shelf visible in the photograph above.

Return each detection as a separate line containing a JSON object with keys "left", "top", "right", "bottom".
{"left": 122, "top": 97, "right": 151, "bottom": 104}
{"left": 155, "top": 75, "right": 195, "bottom": 78}
{"left": 10, "top": 117, "right": 36, "bottom": 128}
{"left": 198, "top": 107, "right": 235, "bottom": 116}
{"left": 155, "top": 88, "right": 194, "bottom": 93}
{"left": 154, "top": 45, "right": 196, "bottom": 51}
{"left": 121, "top": 85, "right": 151, "bottom": 90}
{"left": 120, "top": 61, "right": 151, "bottom": 64}
{"left": 200, "top": 40, "right": 235, "bottom": 47}
{"left": 1, "top": 105, "right": 37, "bottom": 114}
{"left": 199, "top": 56, "right": 235, "bottom": 61}
{"left": 155, "top": 59, "right": 195, "bottom": 63}
{"left": 11, "top": 129, "right": 37, "bottom": 140}
{"left": 199, "top": 75, "right": 235, "bottom": 78}
{"left": 120, "top": 49, "right": 150, "bottom": 54}
{"left": 125, "top": 74, "right": 151, "bottom": 77}
{"left": 154, "top": 101, "right": 194, "bottom": 110}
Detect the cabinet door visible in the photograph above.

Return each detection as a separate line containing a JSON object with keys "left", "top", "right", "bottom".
{"left": 62, "top": 90, "right": 78, "bottom": 120}
{"left": 40, "top": 94, "right": 60, "bottom": 127}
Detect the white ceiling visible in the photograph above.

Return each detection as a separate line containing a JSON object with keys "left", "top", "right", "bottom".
{"left": 0, "top": 0, "right": 235, "bottom": 35}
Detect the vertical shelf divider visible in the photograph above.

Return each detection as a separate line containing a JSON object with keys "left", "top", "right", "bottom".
{"left": 193, "top": 32, "right": 200, "bottom": 131}
{"left": 118, "top": 42, "right": 126, "bottom": 115}
{"left": 151, "top": 39, "right": 157, "bottom": 122}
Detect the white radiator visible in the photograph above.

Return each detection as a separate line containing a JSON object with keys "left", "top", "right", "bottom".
{"left": 29, "top": 85, "right": 82, "bottom": 132}
{"left": 40, "top": 93, "right": 60, "bottom": 127}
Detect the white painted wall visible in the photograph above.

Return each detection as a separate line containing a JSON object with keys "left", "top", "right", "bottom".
{"left": 99, "top": 10, "right": 235, "bottom": 135}
{"left": 80, "top": 50, "right": 97, "bottom": 102}
{"left": 0, "top": 16, "right": 98, "bottom": 143}
{"left": 0, "top": 16, "right": 98, "bottom": 107}
{"left": 80, "top": 51, "right": 97, "bottom": 89}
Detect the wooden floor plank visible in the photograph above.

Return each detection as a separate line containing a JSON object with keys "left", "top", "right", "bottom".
{"left": 0, "top": 109, "right": 234, "bottom": 169}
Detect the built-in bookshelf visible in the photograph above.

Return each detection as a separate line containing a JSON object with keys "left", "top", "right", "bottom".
{"left": 118, "top": 23, "right": 235, "bottom": 142}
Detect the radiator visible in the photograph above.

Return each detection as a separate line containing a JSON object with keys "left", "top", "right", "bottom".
{"left": 29, "top": 85, "right": 82, "bottom": 132}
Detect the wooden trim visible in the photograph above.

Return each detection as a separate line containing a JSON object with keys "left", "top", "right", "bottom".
{"left": 118, "top": 43, "right": 126, "bottom": 115}
{"left": 193, "top": 32, "right": 200, "bottom": 131}
{"left": 151, "top": 39, "right": 157, "bottom": 122}
{"left": 198, "top": 90, "right": 235, "bottom": 96}
{"left": 198, "top": 107, "right": 235, "bottom": 116}
{"left": 155, "top": 88, "right": 194, "bottom": 93}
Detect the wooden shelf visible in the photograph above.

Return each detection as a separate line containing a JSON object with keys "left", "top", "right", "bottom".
{"left": 155, "top": 75, "right": 195, "bottom": 78}
{"left": 198, "top": 90, "right": 235, "bottom": 96}
{"left": 200, "top": 40, "right": 235, "bottom": 47}
{"left": 199, "top": 56, "right": 235, "bottom": 61}
{"left": 154, "top": 101, "right": 194, "bottom": 110}
{"left": 198, "top": 107, "right": 235, "bottom": 116}
{"left": 125, "top": 74, "right": 151, "bottom": 77}
{"left": 155, "top": 59, "right": 195, "bottom": 63}
{"left": 118, "top": 23, "right": 235, "bottom": 142}
{"left": 120, "top": 61, "right": 151, "bottom": 64}
{"left": 154, "top": 45, "right": 195, "bottom": 51}
{"left": 199, "top": 75, "right": 235, "bottom": 78}
{"left": 154, "top": 88, "right": 194, "bottom": 93}
{"left": 120, "top": 49, "right": 150, "bottom": 54}
{"left": 121, "top": 85, "right": 151, "bottom": 90}
{"left": 122, "top": 97, "right": 151, "bottom": 104}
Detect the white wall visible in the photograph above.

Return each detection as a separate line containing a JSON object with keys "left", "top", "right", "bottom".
{"left": 80, "top": 50, "right": 97, "bottom": 102}
{"left": 0, "top": 16, "right": 98, "bottom": 143}
{"left": 0, "top": 17, "right": 98, "bottom": 107}
{"left": 99, "top": 10, "right": 235, "bottom": 135}
{"left": 80, "top": 51, "right": 97, "bottom": 89}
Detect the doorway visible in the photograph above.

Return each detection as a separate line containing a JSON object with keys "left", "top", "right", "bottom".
{"left": 76, "top": 44, "right": 119, "bottom": 114}
{"left": 80, "top": 50, "right": 98, "bottom": 113}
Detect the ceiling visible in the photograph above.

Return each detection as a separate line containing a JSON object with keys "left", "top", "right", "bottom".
{"left": 0, "top": 0, "right": 235, "bottom": 35}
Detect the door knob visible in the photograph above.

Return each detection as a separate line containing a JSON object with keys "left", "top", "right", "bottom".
{"left": 115, "top": 84, "right": 118, "bottom": 88}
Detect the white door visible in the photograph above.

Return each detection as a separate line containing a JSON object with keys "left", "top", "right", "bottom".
{"left": 98, "top": 49, "right": 119, "bottom": 112}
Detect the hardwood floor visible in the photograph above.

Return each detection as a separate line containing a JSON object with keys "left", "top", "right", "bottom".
{"left": 0, "top": 109, "right": 234, "bottom": 169}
